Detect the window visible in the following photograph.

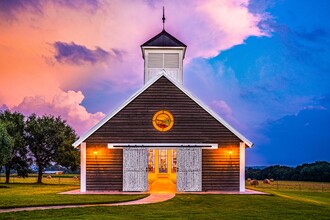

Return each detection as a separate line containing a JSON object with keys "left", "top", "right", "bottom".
{"left": 158, "top": 150, "right": 168, "bottom": 173}
{"left": 148, "top": 150, "right": 155, "bottom": 173}
{"left": 172, "top": 150, "right": 177, "bottom": 173}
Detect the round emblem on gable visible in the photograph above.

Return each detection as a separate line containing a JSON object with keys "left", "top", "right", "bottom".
{"left": 152, "top": 110, "right": 174, "bottom": 132}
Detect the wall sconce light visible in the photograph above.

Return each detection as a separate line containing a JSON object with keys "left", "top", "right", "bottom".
{"left": 228, "top": 150, "right": 233, "bottom": 159}
{"left": 93, "top": 149, "right": 98, "bottom": 159}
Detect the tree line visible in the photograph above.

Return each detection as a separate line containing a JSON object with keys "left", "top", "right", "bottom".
{"left": 0, "top": 110, "right": 79, "bottom": 183}
{"left": 246, "top": 161, "right": 330, "bottom": 182}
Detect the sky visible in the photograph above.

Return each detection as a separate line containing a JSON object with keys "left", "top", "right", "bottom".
{"left": 1, "top": 0, "right": 329, "bottom": 166}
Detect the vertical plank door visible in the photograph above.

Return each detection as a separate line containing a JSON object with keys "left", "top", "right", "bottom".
{"left": 123, "top": 147, "right": 148, "bottom": 191}
{"left": 177, "top": 147, "right": 202, "bottom": 191}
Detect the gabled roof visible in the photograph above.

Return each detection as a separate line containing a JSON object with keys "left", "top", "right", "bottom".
{"left": 141, "top": 30, "right": 187, "bottom": 47}
{"left": 73, "top": 72, "right": 253, "bottom": 148}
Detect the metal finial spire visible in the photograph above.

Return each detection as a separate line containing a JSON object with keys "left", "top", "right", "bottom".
{"left": 162, "top": 6, "right": 166, "bottom": 30}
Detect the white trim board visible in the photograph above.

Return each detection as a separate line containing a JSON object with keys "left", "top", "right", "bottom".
{"left": 108, "top": 143, "right": 218, "bottom": 149}
{"left": 80, "top": 142, "right": 86, "bottom": 192}
{"left": 239, "top": 142, "right": 246, "bottom": 192}
{"left": 73, "top": 72, "right": 253, "bottom": 148}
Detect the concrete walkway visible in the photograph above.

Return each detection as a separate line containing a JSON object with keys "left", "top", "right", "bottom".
{"left": 0, "top": 193, "right": 175, "bottom": 213}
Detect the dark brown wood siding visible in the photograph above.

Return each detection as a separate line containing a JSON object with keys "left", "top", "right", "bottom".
{"left": 86, "top": 76, "right": 241, "bottom": 145}
{"left": 85, "top": 76, "right": 245, "bottom": 191}
{"left": 202, "top": 146, "right": 240, "bottom": 191}
{"left": 86, "top": 144, "right": 123, "bottom": 191}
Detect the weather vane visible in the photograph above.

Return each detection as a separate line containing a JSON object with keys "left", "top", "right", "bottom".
{"left": 162, "top": 6, "right": 166, "bottom": 30}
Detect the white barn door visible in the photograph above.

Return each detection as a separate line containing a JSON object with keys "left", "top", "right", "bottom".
{"left": 123, "top": 147, "right": 148, "bottom": 192}
{"left": 177, "top": 147, "right": 202, "bottom": 192}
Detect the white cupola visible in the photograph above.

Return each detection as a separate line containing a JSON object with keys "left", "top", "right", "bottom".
{"left": 141, "top": 10, "right": 186, "bottom": 85}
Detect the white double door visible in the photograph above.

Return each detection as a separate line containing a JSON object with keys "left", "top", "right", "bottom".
{"left": 177, "top": 147, "right": 202, "bottom": 192}
{"left": 122, "top": 147, "right": 202, "bottom": 192}
{"left": 123, "top": 147, "right": 148, "bottom": 192}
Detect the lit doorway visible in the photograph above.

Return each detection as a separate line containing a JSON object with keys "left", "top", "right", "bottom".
{"left": 148, "top": 149, "right": 176, "bottom": 192}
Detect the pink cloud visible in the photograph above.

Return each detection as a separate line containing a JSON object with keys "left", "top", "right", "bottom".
{"left": 211, "top": 99, "right": 242, "bottom": 129}
{"left": 0, "top": 0, "right": 270, "bottom": 135}
{"left": 165, "top": 0, "right": 269, "bottom": 58}
{"left": 13, "top": 91, "right": 105, "bottom": 135}
{"left": 212, "top": 100, "right": 233, "bottom": 117}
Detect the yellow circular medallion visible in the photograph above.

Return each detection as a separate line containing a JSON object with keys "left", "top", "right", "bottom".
{"left": 152, "top": 110, "right": 174, "bottom": 132}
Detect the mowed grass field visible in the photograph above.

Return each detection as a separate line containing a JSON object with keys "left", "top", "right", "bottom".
{"left": 0, "top": 174, "right": 80, "bottom": 185}
{"left": 0, "top": 175, "right": 147, "bottom": 209}
{"left": 247, "top": 180, "right": 330, "bottom": 192}
{"left": 0, "top": 176, "right": 329, "bottom": 220}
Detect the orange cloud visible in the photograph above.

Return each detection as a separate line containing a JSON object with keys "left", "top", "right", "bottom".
{"left": 0, "top": 0, "right": 269, "bottom": 134}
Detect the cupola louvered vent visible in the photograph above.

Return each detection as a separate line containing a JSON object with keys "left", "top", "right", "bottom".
{"left": 142, "top": 30, "right": 186, "bottom": 84}
{"left": 148, "top": 53, "right": 179, "bottom": 68}
{"left": 164, "top": 53, "right": 179, "bottom": 68}
{"left": 148, "top": 53, "right": 163, "bottom": 68}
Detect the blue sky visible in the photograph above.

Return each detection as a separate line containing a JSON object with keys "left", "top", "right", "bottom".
{"left": 1, "top": 0, "right": 329, "bottom": 166}
{"left": 189, "top": 0, "right": 330, "bottom": 165}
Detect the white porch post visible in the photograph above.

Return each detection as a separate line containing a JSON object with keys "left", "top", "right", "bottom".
{"left": 80, "top": 142, "right": 86, "bottom": 192}
{"left": 239, "top": 142, "right": 245, "bottom": 192}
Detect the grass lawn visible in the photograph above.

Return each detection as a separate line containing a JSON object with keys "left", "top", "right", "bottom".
{"left": 0, "top": 183, "right": 147, "bottom": 209}
{"left": 0, "top": 179, "right": 329, "bottom": 220}
{"left": 0, "top": 193, "right": 329, "bottom": 220}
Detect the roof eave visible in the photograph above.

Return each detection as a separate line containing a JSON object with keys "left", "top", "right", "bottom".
{"left": 141, "top": 46, "right": 187, "bottom": 59}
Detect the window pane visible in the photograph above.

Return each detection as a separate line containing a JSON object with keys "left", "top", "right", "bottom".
{"left": 148, "top": 150, "right": 155, "bottom": 173}
{"left": 158, "top": 150, "right": 168, "bottom": 173}
{"left": 172, "top": 150, "right": 177, "bottom": 173}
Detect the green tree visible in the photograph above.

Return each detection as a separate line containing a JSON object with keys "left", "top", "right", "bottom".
{"left": 0, "top": 122, "right": 14, "bottom": 167}
{"left": 55, "top": 120, "right": 79, "bottom": 171}
{"left": 261, "top": 165, "right": 294, "bottom": 180}
{"left": 25, "top": 114, "right": 78, "bottom": 183}
{"left": 298, "top": 161, "right": 330, "bottom": 182}
{"left": 246, "top": 167, "right": 262, "bottom": 180}
{"left": 0, "top": 110, "right": 29, "bottom": 183}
